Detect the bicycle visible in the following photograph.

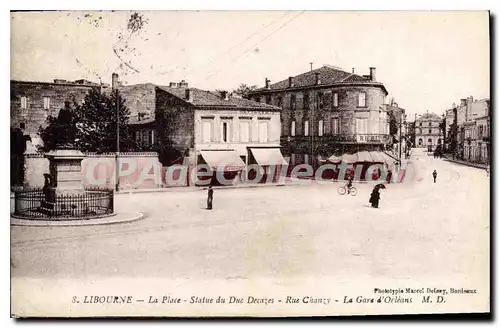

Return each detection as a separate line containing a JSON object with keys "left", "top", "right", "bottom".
{"left": 338, "top": 185, "right": 357, "bottom": 196}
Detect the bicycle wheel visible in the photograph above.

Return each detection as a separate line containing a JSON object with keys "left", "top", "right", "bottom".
{"left": 350, "top": 187, "right": 357, "bottom": 196}
{"left": 338, "top": 186, "right": 346, "bottom": 195}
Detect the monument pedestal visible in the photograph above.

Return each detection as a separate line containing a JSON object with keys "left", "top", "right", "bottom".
{"left": 39, "top": 149, "right": 87, "bottom": 217}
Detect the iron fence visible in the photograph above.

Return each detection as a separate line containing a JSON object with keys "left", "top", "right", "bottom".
{"left": 13, "top": 187, "right": 114, "bottom": 220}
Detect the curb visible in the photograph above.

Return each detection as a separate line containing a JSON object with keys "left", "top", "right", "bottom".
{"left": 443, "top": 159, "right": 489, "bottom": 170}
{"left": 10, "top": 212, "right": 144, "bottom": 227}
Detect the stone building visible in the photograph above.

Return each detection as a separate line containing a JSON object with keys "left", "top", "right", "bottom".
{"left": 247, "top": 65, "right": 390, "bottom": 166}
{"left": 444, "top": 96, "right": 490, "bottom": 162}
{"left": 10, "top": 79, "right": 107, "bottom": 151}
{"left": 414, "top": 112, "right": 443, "bottom": 150}
{"left": 153, "top": 84, "right": 285, "bottom": 180}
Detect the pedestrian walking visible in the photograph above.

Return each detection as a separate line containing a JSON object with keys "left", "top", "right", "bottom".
{"left": 369, "top": 184, "right": 385, "bottom": 208}
{"left": 207, "top": 185, "right": 214, "bottom": 210}
{"left": 432, "top": 170, "right": 437, "bottom": 183}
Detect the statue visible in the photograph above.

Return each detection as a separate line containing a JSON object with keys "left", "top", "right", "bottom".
{"left": 42, "top": 173, "right": 54, "bottom": 202}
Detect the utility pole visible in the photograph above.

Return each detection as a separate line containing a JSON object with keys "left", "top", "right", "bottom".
{"left": 311, "top": 90, "right": 315, "bottom": 167}
{"left": 115, "top": 89, "right": 120, "bottom": 192}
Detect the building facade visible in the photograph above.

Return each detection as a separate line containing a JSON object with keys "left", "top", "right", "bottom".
{"left": 10, "top": 79, "right": 106, "bottom": 151}
{"left": 248, "top": 65, "right": 390, "bottom": 166}
{"left": 414, "top": 112, "right": 443, "bottom": 150}
{"left": 444, "top": 96, "right": 490, "bottom": 163}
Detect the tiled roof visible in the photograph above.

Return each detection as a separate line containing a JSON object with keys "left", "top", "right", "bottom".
{"left": 156, "top": 86, "right": 280, "bottom": 110}
{"left": 253, "top": 65, "right": 386, "bottom": 93}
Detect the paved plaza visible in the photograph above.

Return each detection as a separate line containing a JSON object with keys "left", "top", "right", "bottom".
{"left": 11, "top": 148, "right": 490, "bottom": 284}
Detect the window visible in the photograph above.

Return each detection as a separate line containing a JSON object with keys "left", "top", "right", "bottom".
{"left": 290, "top": 94, "right": 297, "bottom": 110}
{"left": 265, "top": 95, "right": 271, "bottom": 105}
{"left": 43, "top": 97, "right": 50, "bottom": 110}
{"left": 428, "top": 129, "right": 432, "bottom": 134}
{"left": 357, "top": 92, "right": 366, "bottom": 107}
{"left": 290, "top": 94, "right": 296, "bottom": 110}
{"left": 332, "top": 93, "right": 339, "bottom": 108}
{"left": 429, "top": 122, "right": 432, "bottom": 126}
{"left": 202, "top": 120, "right": 213, "bottom": 143}
{"left": 258, "top": 120, "right": 269, "bottom": 142}
{"left": 20, "top": 122, "right": 25, "bottom": 130}
{"left": 21, "top": 96, "right": 27, "bottom": 109}
{"left": 240, "top": 120, "right": 250, "bottom": 142}
{"left": 419, "top": 122, "right": 422, "bottom": 126}
{"left": 277, "top": 96, "right": 283, "bottom": 108}
{"left": 318, "top": 120, "right": 324, "bottom": 136}
{"left": 303, "top": 92, "right": 309, "bottom": 109}
{"left": 317, "top": 92, "right": 324, "bottom": 109}
{"left": 291, "top": 121, "right": 296, "bottom": 136}
{"left": 331, "top": 118, "right": 339, "bottom": 135}
{"left": 356, "top": 118, "right": 368, "bottom": 134}
{"left": 304, "top": 120, "right": 309, "bottom": 136}
{"left": 222, "top": 122, "right": 229, "bottom": 142}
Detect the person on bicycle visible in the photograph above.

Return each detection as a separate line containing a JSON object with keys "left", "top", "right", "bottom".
{"left": 346, "top": 176, "right": 353, "bottom": 194}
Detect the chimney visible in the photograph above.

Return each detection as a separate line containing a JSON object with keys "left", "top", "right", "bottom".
{"left": 179, "top": 80, "right": 189, "bottom": 88}
{"left": 220, "top": 90, "right": 229, "bottom": 100}
{"left": 169, "top": 82, "right": 178, "bottom": 88}
{"left": 352, "top": 68, "right": 355, "bottom": 73}
{"left": 460, "top": 99, "right": 467, "bottom": 107}
{"left": 112, "top": 73, "right": 119, "bottom": 90}
{"left": 185, "top": 88, "right": 192, "bottom": 102}
{"left": 452, "top": 102, "right": 456, "bottom": 108}
{"left": 265, "top": 78, "right": 270, "bottom": 89}
{"left": 315, "top": 72, "right": 321, "bottom": 85}
{"left": 288, "top": 76, "right": 294, "bottom": 88}
{"left": 369, "top": 67, "right": 376, "bottom": 81}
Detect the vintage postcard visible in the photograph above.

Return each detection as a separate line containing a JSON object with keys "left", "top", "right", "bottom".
{"left": 10, "top": 10, "right": 490, "bottom": 317}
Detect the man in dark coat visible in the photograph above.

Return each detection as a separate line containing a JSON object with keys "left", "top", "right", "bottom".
{"left": 207, "top": 185, "right": 214, "bottom": 210}
{"left": 432, "top": 170, "right": 437, "bottom": 183}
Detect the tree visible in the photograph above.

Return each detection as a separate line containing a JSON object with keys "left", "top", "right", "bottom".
{"left": 11, "top": 127, "right": 31, "bottom": 186}
{"left": 388, "top": 110, "right": 399, "bottom": 144}
{"left": 233, "top": 84, "right": 258, "bottom": 98}
{"left": 39, "top": 88, "right": 135, "bottom": 153}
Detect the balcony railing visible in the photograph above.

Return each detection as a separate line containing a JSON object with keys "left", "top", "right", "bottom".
{"left": 288, "top": 134, "right": 391, "bottom": 144}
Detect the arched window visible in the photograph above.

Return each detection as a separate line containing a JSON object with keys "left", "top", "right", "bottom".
{"left": 428, "top": 138, "right": 433, "bottom": 144}
{"left": 418, "top": 138, "right": 423, "bottom": 146}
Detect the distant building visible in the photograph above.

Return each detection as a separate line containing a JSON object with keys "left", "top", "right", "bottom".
{"left": 414, "top": 112, "right": 443, "bottom": 150}
{"left": 248, "top": 65, "right": 390, "bottom": 166}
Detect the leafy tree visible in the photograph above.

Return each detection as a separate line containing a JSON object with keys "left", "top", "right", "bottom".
{"left": 233, "top": 84, "right": 258, "bottom": 98}
{"left": 39, "top": 88, "right": 135, "bottom": 153}
{"left": 11, "top": 127, "right": 31, "bottom": 186}
{"left": 388, "top": 111, "right": 399, "bottom": 144}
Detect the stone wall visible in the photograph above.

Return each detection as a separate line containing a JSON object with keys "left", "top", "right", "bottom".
{"left": 11, "top": 81, "right": 100, "bottom": 141}
{"left": 23, "top": 152, "right": 167, "bottom": 189}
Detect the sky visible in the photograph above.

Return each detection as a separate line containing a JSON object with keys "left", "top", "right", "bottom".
{"left": 11, "top": 10, "right": 490, "bottom": 118}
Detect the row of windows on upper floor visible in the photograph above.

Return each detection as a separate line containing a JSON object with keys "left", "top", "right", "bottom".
{"left": 254, "top": 91, "right": 368, "bottom": 109}
{"left": 287, "top": 118, "right": 389, "bottom": 137}
{"left": 415, "top": 128, "right": 441, "bottom": 135}
{"left": 417, "top": 121, "right": 440, "bottom": 127}
{"left": 17, "top": 97, "right": 83, "bottom": 110}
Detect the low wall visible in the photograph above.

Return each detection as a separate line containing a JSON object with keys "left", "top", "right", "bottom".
{"left": 23, "top": 152, "right": 163, "bottom": 190}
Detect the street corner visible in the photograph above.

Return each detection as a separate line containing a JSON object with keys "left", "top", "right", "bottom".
{"left": 10, "top": 212, "right": 145, "bottom": 227}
